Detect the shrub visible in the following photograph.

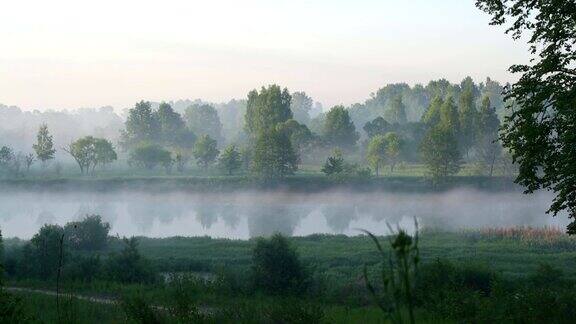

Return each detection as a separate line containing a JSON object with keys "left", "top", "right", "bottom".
{"left": 64, "top": 215, "right": 111, "bottom": 251}
{"left": 106, "top": 237, "right": 157, "bottom": 284}
{"left": 252, "top": 233, "right": 307, "bottom": 295}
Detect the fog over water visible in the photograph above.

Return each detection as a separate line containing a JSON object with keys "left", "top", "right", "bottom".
{"left": 0, "top": 189, "right": 567, "bottom": 239}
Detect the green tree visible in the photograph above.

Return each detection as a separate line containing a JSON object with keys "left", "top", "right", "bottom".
{"left": 420, "top": 126, "right": 462, "bottom": 182}
{"left": 245, "top": 85, "right": 292, "bottom": 137}
{"left": 185, "top": 104, "right": 223, "bottom": 144}
{"left": 363, "top": 117, "right": 391, "bottom": 138}
{"left": 321, "top": 149, "right": 345, "bottom": 176}
{"left": 252, "top": 233, "right": 306, "bottom": 295}
{"left": 384, "top": 132, "right": 402, "bottom": 173}
{"left": 128, "top": 143, "right": 172, "bottom": 170}
{"left": 458, "top": 86, "right": 478, "bottom": 158}
{"left": 64, "top": 215, "right": 111, "bottom": 251}
{"left": 219, "top": 144, "right": 241, "bottom": 175}
{"left": 64, "top": 136, "right": 97, "bottom": 174}
{"left": 0, "top": 146, "right": 15, "bottom": 174}
{"left": 252, "top": 129, "right": 298, "bottom": 179}
{"left": 290, "top": 91, "right": 313, "bottom": 125}
{"left": 477, "top": 0, "right": 576, "bottom": 232}
{"left": 155, "top": 102, "right": 186, "bottom": 145}
{"left": 121, "top": 101, "right": 160, "bottom": 148}
{"left": 439, "top": 96, "right": 460, "bottom": 134}
{"left": 30, "top": 224, "right": 65, "bottom": 279}
{"left": 106, "top": 237, "right": 156, "bottom": 284}
{"left": 421, "top": 96, "right": 444, "bottom": 127}
{"left": 276, "top": 119, "right": 315, "bottom": 155}
{"left": 366, "top": 135, "right": 387, "bottom": 176}
{"left": 385, "top": 95, "right": 408, "bottom": 124}
{"left": 323, "top": 106, "right": 359, "bottom": 149}
{"left": 93, "top": 138, "right": 117, "bottom": 170}
{"left": 193, "top": 135, "right": 219, "bottom": 169}
{"left": 33, "top": 123, "right": 56, "bottom": 167}
{"left": 477, "top": 96, "right": 502, "bottom": 176}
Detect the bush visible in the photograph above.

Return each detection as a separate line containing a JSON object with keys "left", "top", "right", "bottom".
{"left": 64, "top": 215, "right": 111, "bottom": 251}
{"left": 106, "top": 237, "right": 157, "bottom": 284}
{"left": 252, "top": 233, "right": 307, "bottom": 295}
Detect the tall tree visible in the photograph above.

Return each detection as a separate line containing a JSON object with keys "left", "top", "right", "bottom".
{"left": 193, "top": 135, "right": 219, "bottom": 169}
{"left": 244, "top": 85, "right": 292, "bottom": 137}
{"left": 185, "top": 104, "right": 223, "bottom": 145}
{"left": 363, "top": 117, "right": 391, "bottom": 138}
{"left": 384, "top": 132, "right": 402, "bottom": 173}
{"left": 477, "top": 0, "right": 576, "bottom": 232}
{"left": 323, "top": 106, "right": 359, "bottom": 149}
{"left": 385, "top": 95, "right": 408, "bottom": 124}
{"left": 252, "top": 129, "right": 298, "bottom": 179}
{"left": 155, "top": 102, "right": 186, "bottom": 145}
{"left": 290, "top": 91, "right": 313, "bottom": 125}
{"left": 458, "top": 86, "right": 478, "bottom": 158}
{"left": 439, "top": 96, "right": 460, "bottom": 134}
{"left": 477, "top": 96, "right": 501, "bottom": 176}
{"left": 366, "top": 135, "right": 387, "bottom": 176}
{"left": 219, "top": 145, "right": 242, "bottom": 175}
{"left": 420, "top": 125, "right": 462, "bottom": 182}
{"left": 421, "top": 96, "right": 444, "bottom": 127}
{"left": 33, "top": 123, "right": 56, "bottom": 168}
{"left": 122, "top": 101, "right": 160, "bottom": 148}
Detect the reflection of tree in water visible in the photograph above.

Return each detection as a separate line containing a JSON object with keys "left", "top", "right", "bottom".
{"left": 126, "top": 200, "right": 184, "bottom": 233}
{"left": 36, "top": 211, "right": 56, "bottom": 225}
{"left": 322, "top": 204, "right": 357, "bottom": 233}
{"left": 247, "top": 204, "right": 307, "bottom": 238}
{"left": 218, "top": 204, "right": 240, "bottom": 230}
{"left": 194, "top": 204, "right": 219, "bottom": 229}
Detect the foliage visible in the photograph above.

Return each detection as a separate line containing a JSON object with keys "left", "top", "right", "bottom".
{"left": 128, "top": 143, "right": 172, "bottom": 170}
{"left": 185, "top": 103, "right": 223, "bottom": 144}
{"left": 252, "top": 233, "right": 307, "bottom": 295}
{"left": 321, "top": 149, "right": 345, "bottom": 176}
{"left": 362, "top": 225, "right": 419, "bottom": 324}
{"left": 64, "top": 215, "right": 110, "bottom": 251}
{"left": 290, "top": 91, "right": 313, "bottom": 125}
{"left": 33, "top": 123, "right": 56, "bottom": 167}
{"left": 477, "top": 0, "right": 576, "bottom": 233}
{"left": 219, "top": 145, "right": 242, "bottom": 175}
{"left": 363, "top": 116, "right": 391, "bottom": 138}
{"left": 323, "top": 106, "right": 359, "bottom": 149}
{"left": 420, "top": 126, "right": 462, "bottom": 181}
{"left": 384, "top": 95, "right": 408, "bottom": 124}
{"left": 155, "top": 102, "right": 188, "bottom": 147}
{"left": 122, "top": 101, "right": 160, "bottom": 149}
{"left": 366, "top": 135, "right": 387, "bottom": 176}
{"left": 28, "top": 224, "right": 65, "bottom": 279}
{"left": 245, "top": 84, "right": 293, "bottom": 137}
{"left": 64, "top": 136, "right": 117, "bottom": 174}
{"left": 107, "top": 237, "right": 157, "bottom": 284}
{"left": 476, "top": 96, "right": 501, "bottom": 176}
{"left": 193, "top": 134, "right": 219, "bottom": 169}
{"left": 251, "top": 129, "right": 298, "bottom": 179}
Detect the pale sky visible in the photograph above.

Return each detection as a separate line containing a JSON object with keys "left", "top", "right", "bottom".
{"left": 0, "top": 0, "right": 528, "bottom": 111}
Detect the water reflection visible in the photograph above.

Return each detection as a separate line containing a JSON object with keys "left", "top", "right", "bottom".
{"left": 0, "top": 189, "right": 568, "bottom": 239}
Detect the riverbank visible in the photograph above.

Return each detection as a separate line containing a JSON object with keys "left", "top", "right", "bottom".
{"left": 0, "top": 174, "right": 519, "bottom": 193}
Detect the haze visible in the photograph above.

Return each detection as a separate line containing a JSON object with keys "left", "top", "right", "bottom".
{"left": 0, "top": 0, "right": 528, "bottom": 111}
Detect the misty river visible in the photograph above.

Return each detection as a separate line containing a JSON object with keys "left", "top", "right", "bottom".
{"left": 0, "top": 189, "right": 567, "bottom": 239}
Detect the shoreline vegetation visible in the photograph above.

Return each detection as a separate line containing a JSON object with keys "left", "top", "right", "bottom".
{"left": 0, "top": 174, "right": 519, "bottom": 193}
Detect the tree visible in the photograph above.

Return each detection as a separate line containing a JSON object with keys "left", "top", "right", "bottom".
{"left": 64, "top": 136, "right": 97, "bottom": 174}
{"left": 24, "top": 153, "right": 34, "bottom": 172}
{"left": 93, "top": 138, "right": 117, "bottom": 170}
{"left": 363, "top": 117, "right": 391, "bottom": 138}
{"left": 384, "top": 132, "right": 402, "bottom": 173}
{"left": 128, "top": 143, "right": 172, "bottom": 170}
{"left": 29, "top": 224, "right": 65, "bottom": 279}
{"left": 64, "top": 215, "right": 111, "bottom": 251}
{"left": 421, "top": 96, "right": 444, "bottom": 127}
{"left": 458, "top": 86, "right": 478, "bottom": 158}
{"left": 276, "top": 119, "right": 315, "bottom": 155}
{"left": 155, "top": 102, "right": 186, "bottom": 145}
{"left": 439, "top": 96, "right": 460, "bottom": 134}
{"left": 106, "top": 237, "right": 156, "bottom": 284}
{"left": 420, "top": 125, "right": 462, "bottom": 182}
{"left": 0, "top": 146, "right": 15, "bottom": 173}
{"left": 193, "top": 135, "right": 219, "bottom": 169}
{"left": 476, "top": 0, "right": 576, "bottom": 232}
{"left": 321, "top": 149, "right": 345, "bottom": 176}
{"left": 65, "top": 137, "right": 117, "bottom": 174}
{"left": 252, "top": 129, "right": 298, "bottom": 179}
{"left": 323, "top": 106, "right": 359, "bottom": 149}
{"left": 252, "top": 233, "right": 306, "bottom": 295}
{"left": 121, "top": 101, "right": 160, "bottom": 149}
{"left": 290, "top": 91, "right": 313, "bottom": 125}
{"left": 385, "top": 95, "right": 407, "bottom": 124}
{"left": 477, "top": 96, "right": 502, "bottom": 176}
{"left": 185, "top": 104, "right": 223, "bottom": 144}
{"left": 219, "top": 145, "right": 241, "bottom": 175}
{"left": 366, "top": 135, "right": 387, "bottom": 176}
{"left": 33, "top": 123, "right": 56, "bottom": 167}
{"left": 245, "top": 85, "right": 292, "bottom": 137}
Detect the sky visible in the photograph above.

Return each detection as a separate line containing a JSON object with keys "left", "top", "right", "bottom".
{"left": 0, "top": 0, "right": 529, "bottom": 111}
